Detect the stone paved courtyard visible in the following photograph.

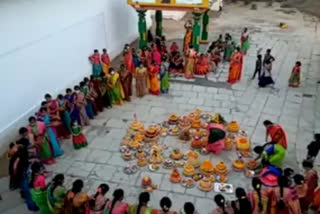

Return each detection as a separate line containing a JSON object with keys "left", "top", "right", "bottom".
{"left": 1, "top": 2, "right": 320, "bottom": 213}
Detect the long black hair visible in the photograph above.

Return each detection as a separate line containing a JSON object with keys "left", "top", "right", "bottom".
{"left": 160, "top": 197, "right": 172, "bottom": 213}
{"left": 137, "top": 192, "right": 150, "bottom": 214}
{"left": 277, "top": 175, "right": 289, "bottom": 210}
{"left": 252, "top": 177, "right": 263, "bottom": 212}
{"left": 235, "top": 188, "right": 252, "bottom": 214}
{"left": 30, "top": 162, "right": 42, "bottom": 188}
{"left": 214, "top": 194, "right": 228, "bottom": 214}
{"left": 71, "top": 179, "right": 84, "bottom": 194}
{"left": 183, "top": 202, "right": 195, "bottom": 214}
{"left": 109, "top": 189, "right": 124, "bottom": 214}
{"left": 90, "top": 183, "right": 109, "bottom": 208}
{"left": 50, "top": 174, "right": 64, "bottom": 195}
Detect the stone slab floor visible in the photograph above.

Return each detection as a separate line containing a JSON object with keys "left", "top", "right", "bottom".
{"left": 1, "top": 2, "right": 320, "bottom": 213}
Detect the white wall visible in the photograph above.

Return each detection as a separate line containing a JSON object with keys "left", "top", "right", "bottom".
{"left": 0, "top": 0, "right": 151, "bottom": 151}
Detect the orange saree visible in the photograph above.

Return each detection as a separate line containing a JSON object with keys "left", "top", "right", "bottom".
{"left": 227, "top": 52, "right": 243, "bottom": 84}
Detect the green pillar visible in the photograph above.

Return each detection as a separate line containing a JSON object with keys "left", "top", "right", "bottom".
{"left": 192, "top": 13, "right": 202, "bottom": 52}
{"left": 200, "top": 10, "right": 210, "bottom": 44}
{"left": 155, "top": 10, "right": 163, "bottom": 37}
{"left": 137, "top": 10, "right": 147, "bottom": 49}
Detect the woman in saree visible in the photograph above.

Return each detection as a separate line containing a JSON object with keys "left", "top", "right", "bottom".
{"left": 210, "top": 194, "right": 233, "bottom": 214}
{"left": 160, "top": 56, "right": 170, "bottom": 94}
{"left": 224, "top": 34, "right": 234, "bottom": 61}
{"left": 123, "top": 45, "right": 136, "bottom": 74}
{"left": 39, "top": 107, "right": 63, "bottom": 157}
{"left": 183, "top": 20, "right": 193, "bottom": 54}
{"left": 170, "top": 52, "right": 184, "bottom": 73}
{"left": 80, "top": 81, "right": 96, "bottom": 119}
{"left": 302, "top": 160, "right": 318, "bottom": 210}
{"left": 145, "top": 47, "right": 153, "bottom": 68}
{"left": 89, "top": 49, "right": 102, "bottom": 78}
{"left": 270, "top": 176, "right": 301, "bottom": 214}
{"left": 210, "top": 48, "right": 222, "bottom": 68}
{"left": 195, "top": 54, "right": 209, "bottom": 75}
{"left": 30, "top": 162, "right": 50, "bottom": 214}
{"left": 106, "top": 189, "right": 129, "bottom": 214}
{"left": 241, "top": 28, "right": 250, "bottom": 55}
{"left": 231, "top": 188, "right": 252, "bottom": 214}
{"left": 289, "top": 61, "right": 302, "bottom": 87}
{"left": 263, "top": 120, "right": 288, "bottom": 149}
{"left": 153, "top": 46, "right": 162, "bottom": 66}
{"left": 63, "top": 179, "right": 89, "bottom": 214}
{"left": 206, "top": 123, "right": 226, "bottom": 155}
{"left": 119, "top": 64, "right": 132, "bottom": 101}
{"left": 47, "top": 174, "right": 66, "bottom": 214}
{"left": 129, "top": 192, "right": 152, "bottom": 214}
{"left": 170, "top": 42, "right": 179, "bottom": 56}
{"left": 184, "top": 46, "right": 197, "bottom": 79}
{"left": 99, "top": 72, "right": 112, "bottom": 108}
{"left": 57, "top": 94, "right": 72, "bottom": 132}
{"left": 108, "top": 68, "right": 125, "bottom": 105}
{"left": 135, "top": 64, "right": 148, "bottom": 98}
{"left": 101, "top": 48, "right": 111, "bottom": 76}
{"left": 89, "top": 183, "right": 109, "bottom": 214}
{"left": 65, "top": 88, "right": 81, "bottom": 125}
{"left": 148, "top": 61, "right": 160, "bottom": 96}
{"left": 28, "top": 116, "right": 55, "bottom": 164}
{"left": 227, "top": 47, "right": 243, "bottom": 84}
{"left": 132, "top": 48, "right": 141, "bottom": 68}
{"left": 74, "top": 85, "right": 90, "bottom": 126}
{"left": 45, "top": 94, "right": 70, "bottom": 139}
{"left": 152, "top": 197, "right": 177, "bottom": 214}
{"left": 248, "top": 177, "right": 272, "bottom": 214}
{"left": 85, "top": 77, "right": 103, "bottom": 113}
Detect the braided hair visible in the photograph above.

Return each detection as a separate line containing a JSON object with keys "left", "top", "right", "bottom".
{"left": 109, "top": 189, "right": 124, "bottom": 214}
{"left": 30, "top": 162, "right": 41, "bottom": 188}
{"left": 214, "top": 194, "right": 228, "bottom": 214}
{"left": 50, "top": 174, "right": 64, "bottom": 195}
{"left": 235, "top": 188, "right": 252, "bottom": 214}
{"left": 252, "top": 177, "right": 263, "bottom": 212}
{"left": 71, "top": 179, "right": 84, "bottom": 194}
{"left": 277, "top": 176, "right": 288, "bottom": 210}
{"left": 89, "top": 183, "right": 109, "bottom": 208}
{"left": 137, "top": 192, "right": 150, "bottom": 214}
{"left": 160, "top": 197, "right": 172, "bottom": 213}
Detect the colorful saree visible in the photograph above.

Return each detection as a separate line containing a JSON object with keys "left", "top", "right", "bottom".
{"left": 270, "top": 187, "right": 301, "bottom": 214}
{"left": 248, "top": 188, "right": 272, "bottom": 214}
{"left": 184, "top": 49, "right": 197, "bottom": 79}
{"left": 31, "top": 175, "right": 51, "bottom": 214}
{"left": 47, "top": 184, "right": 67, "bottom": 214}
{"left": 28, "top": 122, "right": 54, "bottom": 164}
{"left": 160, "top": 62, "right": 170, "bottom": 93}
{"left": 124, "top": 49, "right": 135, "bottom": 73}
{"left": 106, "top": 201, "right": 129, "bottom": 214}
{"left": 101, "top": 53, "right": 111, "bottom": 75}
{"left": 89, "top": 195, "right": 108, "bottom": 214}
{"left": 65, "top": 93, "right": 81, "bottom": 125}
{"left": 120, "top": 68, "right": 133, "bottom": 101}
{"left": 82, "top": 86, "right": 95, "bottom": 119}
{"left": 267, "top": 124, "right": 288, "bottom": 149}
{"left": 135, "top": 67, "right": 148, "bottom": 97}
{"left": 148, "top": 65, "right": 160, "bottom": 95}
{"left": 71, "top": 125, "right": 88, "bottom": 149}
{"left": 128, "top": 205, "right": 152, "bottom": 214}
{"left": 195, "top": 56, "right": 209, "bottom": 75}
{"left": 224, "top": 40, "right": 234, "bottom": 61}
{"left": 64, "top": 191, "right": 89, "bottom": 214}
{"left": 75, "top": 92, "right": 90, "bottom": 126}
{"left": 109, "top": 73, "right": 124, "bottom": 105}
{"left": 44, "top": 115, "right": 63, "bottom": 157}
{"left": 228, "top": 52, "right": 243, "bottom": 84}
{"left": 262, "top": 144, "right": 286, "bottom": 168}
{"left": 47, "top": 100, "right": 70, "bottom": 139}
{"left": 58, "top": 99, "right": 72, "bottom": 132}
{"left": 89, "top": 54, "right": 102, "bottom": 77}
{"left": 304, "top": 169, "right": 318, "bottom": 208}
{"left": 288, "top": 65, "right": 300, "bottom": 87}
{"left": 183, "top": 27, "right": 193, "bottom": 53}
{"left": 206, "top": 123, "right": 226, "bottom": 155}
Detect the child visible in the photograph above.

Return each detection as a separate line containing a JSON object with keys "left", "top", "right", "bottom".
{"left": 252, "top": 54, "right": 262, "bottom": 80}
{"left": 306, "top": 133, "right": 320, "bottom": 162}
{"left": 71, "top": 120, "right": 88, "bottom": 149}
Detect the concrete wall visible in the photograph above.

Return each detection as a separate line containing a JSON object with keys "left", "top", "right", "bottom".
{"left": 0, "top": 0, "right": 151, "bottom": 152}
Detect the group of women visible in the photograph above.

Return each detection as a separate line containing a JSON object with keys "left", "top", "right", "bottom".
{"left": 27, "top": 157, "right": 320, "bottom": 214}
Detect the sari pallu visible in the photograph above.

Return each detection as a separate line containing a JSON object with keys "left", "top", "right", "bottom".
{"left": 124, "top": 49, "right": 135, "bottom": 73}
{"left": 58, "top": 99, "right": 72, "bottom": 132}
{"left": 267, "top": 124, "right": 288, "bottom": 149}
{"left": 248, "top": 188, "right": 272, "bottom": 214}
{"left": 128, "top": 205, "right": 152, "bottom": 214}
{"left": 184, "top": 49, "right": 197, "bottom": 79}
{"left": 148, "top": 65, "right": 160, "bottom": 95}
{"left": 109, "top": 73, "right": 125, "bottom": 105}
{"left": 44, "top": 115, "right": 63, "bottom": 157}
{"left": 227, "top": 52, "right": 243, "bottom": 84}
{"left": 64, "top": 191, "right": 89, "bottom": 214}
{"left": 31, "top": 188, "right": 51, "bottom": 214}
{"left": 47, "top": 184, "right": 67, "bottom": 214}
{"left": 183, "top": 27, "right": 193, "bottom": 53}
{"left": 120, "top": 70, "right": 133, "bottom": 101}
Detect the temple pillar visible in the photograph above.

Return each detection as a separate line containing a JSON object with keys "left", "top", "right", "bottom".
{"left": 200, "top": 10, "right": 210, "bottom": 44}
{"left": 137, "top": 10, "right": 147, "bottom": 49}
{"left": 192, "top": 12, "right": 202, "bottom": 52}
{"left": 155, "top": 10, "right": 163, "bottom": 37}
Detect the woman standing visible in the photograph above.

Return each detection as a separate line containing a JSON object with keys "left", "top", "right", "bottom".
{"left": 303, "top": 160, "right": 318, "bottom": 210}
{"left": 135, "top": 64, "right": 148, "bottom": 98}
{"left": 89, "top": 50, "right": 102, "bottom": 78}
{"left": 71, "top": 120, "right": 88, "bottom": 150}
{"left": 101, "top": 49, "right": 111, "bottom": 76}
{"left": 119, "top": 64, "right": 132, "bottom": 101}
{"left": 183, "top": 20, "right": 193, "bottom": 54}
{"left": 210, "top": 194, "right": 233, "bottom": 214}
{"left": 89, "top": 184, "right": 109, "bottom": 214}
{"left": 65, "top": 88, "right": 81, "bottom": 125}
{"left": 184, "top": 46, "right": 197, "bottom": 79}
{"left": 106, "top": 189, "right": 129, "bottom": 214}
{"left": 63, "top": 179, "right": 89, "bottom": 214}
{"left": 224, "top": 34, "right": 234, "bottom": 62}
{"left": 160, "top": 56, "right": 170, "bottom": 94}
{"left": 47, "top": 174, "right": 67, "bottom": 214}
{"left": 74, "top": 85, "right": 90, "bottom": 126}
{"left": 152, "top": 197, "right": 177, "bottom": 214}
{"left": 241, "top": 28, "right": 250, "bottom": 55}
{"left": 231, "top": 188, "right": 252, "bottom": 214}
{"left": 108, "top": 68, "right": 124, "bottom": 105}
{"left": 148, "top": 62, "right": 160, "bottom": 96}
{"left": 129, "top": 192, "right": 152, "bottom": 214}
{"left": 227, "top": 47, "right": 243, "bottom": 84}
{"left": 30, "top": 162, "right": 50, "bottom": 214}
{"left": 57, "top": 94, "right": 72, "bottom": 132}
{"left": 288, "top": 61, "right": 302, "bottom": 87}
{"left": 248, "top": 178, "right": 271, "bottom": 214}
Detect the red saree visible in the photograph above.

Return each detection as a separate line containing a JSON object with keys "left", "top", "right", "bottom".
{"left": 267, "top": 124, "right": 288, "bottom": 149}
{"left": 124, "top": 49, "right": 135, "bottom": 73}
{"left": 227, "top": 52, "right": 243, "bottom": 84}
